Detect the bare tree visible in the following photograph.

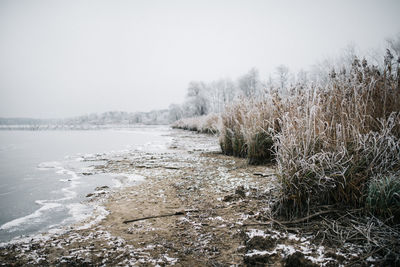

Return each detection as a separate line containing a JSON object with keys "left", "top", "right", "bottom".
{"left": 238, "top": 68, "right": 260, "bottom": 98}
{"left": 275, "top": 64, "right": 289, "bottom": 91}
{"left": 168, "top": 104, "right": 183, "bottom": 122}
{"left": 208, "top": 78, "right": 237, "bottom": 113}
{"left": 297, "top": 69, "right": 308, "bottom": 85}
{"left": 186, "top": 81, "right": 209, "bottom": 116}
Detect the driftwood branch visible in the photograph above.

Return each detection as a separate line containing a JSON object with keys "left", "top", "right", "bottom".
{"left": 123, "top": 209, "right": 200, "bottom": 224}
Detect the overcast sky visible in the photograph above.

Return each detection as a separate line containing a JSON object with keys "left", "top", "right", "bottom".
{"left": 1, "top": 0, "right": 399, "bottom": 118}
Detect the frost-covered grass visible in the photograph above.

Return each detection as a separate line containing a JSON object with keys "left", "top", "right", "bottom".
{"left": 220, "top": 96, "right": 280, "bottom": 164}
{"left": 172, "top": 113, "right": 221, "bottom": 134}
{"left": 219, "top": 54, "right": 400, "bottom": 219}
{"left": 274, "top": 56, "right": 400, "bottom": 217}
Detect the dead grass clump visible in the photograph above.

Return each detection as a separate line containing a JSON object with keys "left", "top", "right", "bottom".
{"left": 219, "top": 97, "right": 280, "bottom": 164}
{"left": 219, "top": 102, "right": 247, "bottom": 157}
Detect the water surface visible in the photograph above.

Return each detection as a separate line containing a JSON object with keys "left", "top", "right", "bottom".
{"left": 0, "top": 126, "right": 170, "bottom": 242}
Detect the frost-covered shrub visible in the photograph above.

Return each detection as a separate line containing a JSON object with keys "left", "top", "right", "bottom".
{"left": 172, "top": 113, "right": 221, "bottom": 134}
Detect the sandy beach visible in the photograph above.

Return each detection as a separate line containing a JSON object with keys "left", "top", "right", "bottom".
{"left": 0, "top": 129, "right": 372, "bottom": 266}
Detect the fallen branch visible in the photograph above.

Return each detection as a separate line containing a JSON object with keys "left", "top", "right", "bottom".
{"left": 253, "top": 172, "right": 275, "bottom": 177}
{"left": 163, "top": 166, "right": 180, "bottom": 170}
{"left": 123, "top": 209, "right": 200, "bottom": 224}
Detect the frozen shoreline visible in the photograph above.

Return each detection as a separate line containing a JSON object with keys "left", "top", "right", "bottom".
{"left": 0, "top": 154, "right": 145, "bottom": 244}
{"left": 0, "top": 129, "right": 384, "bottom": 266}
{"left": 0, "top": 126, "right": 173, "bottom": 243}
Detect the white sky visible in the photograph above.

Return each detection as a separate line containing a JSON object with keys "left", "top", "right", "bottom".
{"left": 1, "top": 0, "right": 399, "bottom": 118}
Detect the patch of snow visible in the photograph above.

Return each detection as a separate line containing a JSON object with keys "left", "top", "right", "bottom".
{"left": 245, "top": 249, "right": 272, "bottom": 257}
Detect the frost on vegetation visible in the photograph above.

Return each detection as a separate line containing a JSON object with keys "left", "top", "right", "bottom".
{"left": 274, "top": 58, "right": 400, "bottom": 216}
{"left": 220, "top": 97, "right": 277, "bottom": 165}
{"left": 172, "top": 113, "right": 221, "bottom": 134}
{"left": 214, "top": 47, "right": 400, "bottom": 220}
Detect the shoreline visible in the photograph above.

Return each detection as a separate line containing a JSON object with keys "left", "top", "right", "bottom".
{"left": 0, "top": 129, "right": 376, "bottom": 266}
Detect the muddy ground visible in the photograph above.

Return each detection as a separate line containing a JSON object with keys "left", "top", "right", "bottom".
{"left": 0, "top": 129, "right": 376, "bottom": 266}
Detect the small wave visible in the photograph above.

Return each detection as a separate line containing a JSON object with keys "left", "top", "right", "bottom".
{"left": 0, "top": 203, "right": 63, "bottom": 231}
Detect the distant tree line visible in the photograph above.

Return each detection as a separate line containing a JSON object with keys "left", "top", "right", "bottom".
{"left": 171, "top": 34, "right": 400, "bottom": 121}
{"left": 169, "top": 65, "right": 303, "bottom": 120}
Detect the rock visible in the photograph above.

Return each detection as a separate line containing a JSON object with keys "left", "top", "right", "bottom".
{"left": 284, "top": 252, "right": 318, "bottom": 267}
{"left": 86, "top": 193, "right": 94, "bottom": 198}
{"left": 95, "top": 186, "right": 109, "bottom": 191}
{"left": 244, "top": 254, "right": 271, "bottom": 266}
{"left": 81, "top": 172, "right": 93, "bottom": 176}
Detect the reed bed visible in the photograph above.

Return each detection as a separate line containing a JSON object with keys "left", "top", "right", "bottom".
{"left": 220, "top": 96, "right": 281, "bottom": 164}
{"left": 219, "top": 54, "right": 400, "bottom": 220}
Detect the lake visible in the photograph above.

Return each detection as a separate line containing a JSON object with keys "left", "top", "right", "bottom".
{"left": 0, "top": 126, "right": 171, "bottom": 242}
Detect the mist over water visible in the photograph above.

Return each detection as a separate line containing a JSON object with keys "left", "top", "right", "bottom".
{"left": 0, "top": 126, "right": 170, "bottom": 242}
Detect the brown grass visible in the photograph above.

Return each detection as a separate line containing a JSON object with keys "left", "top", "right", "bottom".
{"left": 219, "top": 54, "right": 400, "bottom": 218}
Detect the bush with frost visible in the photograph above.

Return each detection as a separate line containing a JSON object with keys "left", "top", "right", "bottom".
{"left": 172, "top": 113, "right": 221, "bottom": 134}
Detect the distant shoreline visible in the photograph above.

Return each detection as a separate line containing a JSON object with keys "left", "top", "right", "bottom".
{"left": 0, "top": 124, "right": 169, "bottom": 131}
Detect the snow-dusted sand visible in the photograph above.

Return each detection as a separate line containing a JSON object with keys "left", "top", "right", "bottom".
{"left": 0, "top": 129, "right": 374, "bottom": 266}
